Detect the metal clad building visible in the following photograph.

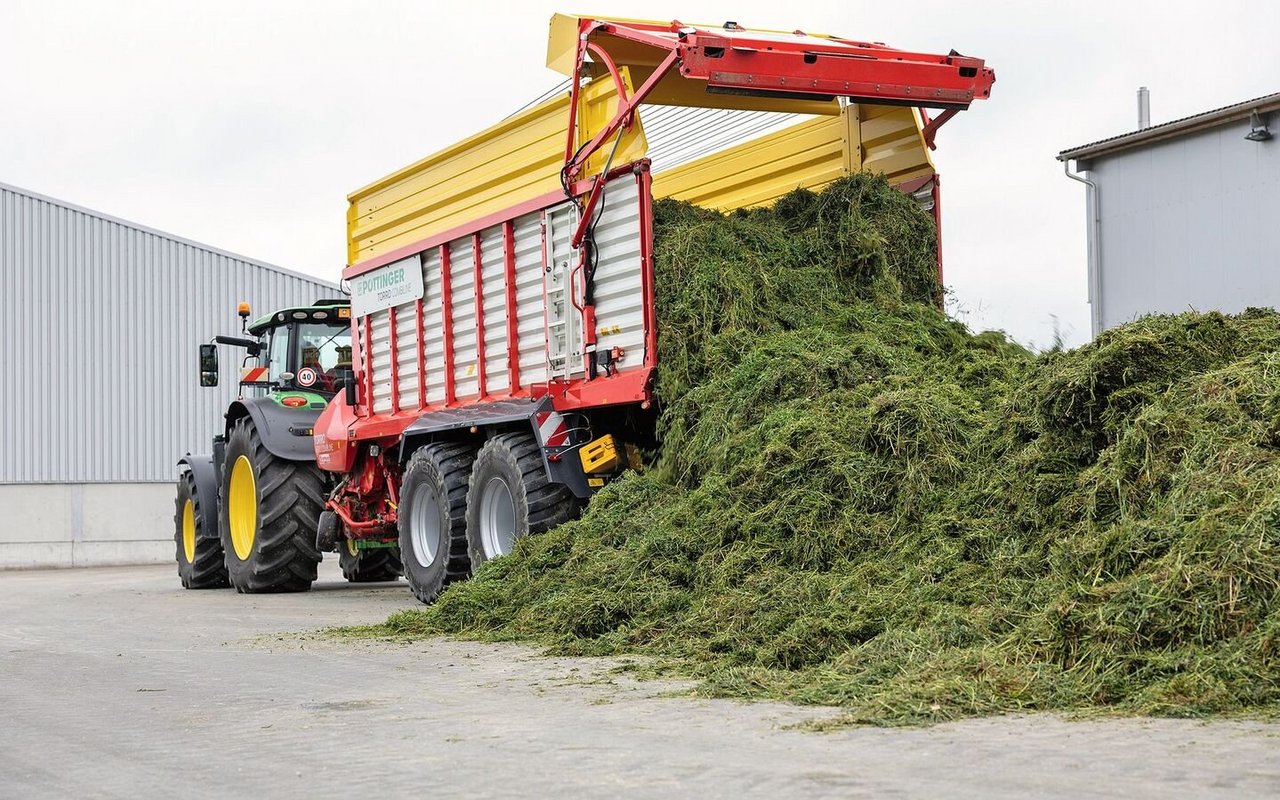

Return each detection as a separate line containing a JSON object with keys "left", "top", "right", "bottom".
{"left": 0, "top": 182, "right": 336, "bottom": 567}
{"left": 1058, "top": 92, "right": 1280, "bottom": 335}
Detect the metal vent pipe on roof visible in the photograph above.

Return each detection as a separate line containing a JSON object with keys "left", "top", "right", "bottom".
{"left": 1138, "top": 87, "right": 1151, "bottom": 129}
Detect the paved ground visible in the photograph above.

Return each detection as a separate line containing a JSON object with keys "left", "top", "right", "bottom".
{"left": 2, "top": 563, "right": 1278, "bottom": 799}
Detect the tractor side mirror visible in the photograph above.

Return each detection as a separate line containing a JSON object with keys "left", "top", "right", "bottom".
{"left": 199, "top": 344, "right": 219, "bottom": 387}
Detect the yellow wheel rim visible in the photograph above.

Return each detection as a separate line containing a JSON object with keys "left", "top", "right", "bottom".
{"left": 228, "top": 455, "right": 257, "bottom": 561}
{"left": 181, "top": 499, "right": 196, "bottom": 564}
{"left": 346, "top": 538, "right": 359, "bottom": 557}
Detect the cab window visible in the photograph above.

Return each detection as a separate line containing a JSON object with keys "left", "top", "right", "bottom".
{"left": 297, "top": 323, "right": 352, "bottom": 374}
{"left": 267, "top": 326, "right": 292, "bottom": 381}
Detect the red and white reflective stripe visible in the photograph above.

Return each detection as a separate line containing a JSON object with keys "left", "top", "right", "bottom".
{"left": 241, "top": 366, "right": 269, "bottom": 382}
{"left": 534, "top": 411, "right": 570, "bottom": 447}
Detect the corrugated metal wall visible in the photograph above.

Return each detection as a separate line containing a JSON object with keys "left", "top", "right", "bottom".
{"left": 0, "top": 183, "right": 337, "bottom": 483}
{"left": 1087, "top": 119, "right": 1280, "bottom": 334}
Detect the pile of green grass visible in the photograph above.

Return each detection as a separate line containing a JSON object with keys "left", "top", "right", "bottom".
{"left": 346, "top": 173, "right": 1280, "bottom": 725}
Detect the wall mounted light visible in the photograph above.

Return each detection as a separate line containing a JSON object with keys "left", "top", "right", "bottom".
{"left": 1245, "top": 110, "right": 1273, "bottom": 142}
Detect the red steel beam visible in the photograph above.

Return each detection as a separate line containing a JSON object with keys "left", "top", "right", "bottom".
{"left": 362, "top": 315, "right": 374, "bottom": 415}
{"left": 894, "top": 173, "right": 946, "bottom": 300}
{"left": 564, "top": 48, "right": 679, "bottom": 183}
{"left": 683, "top": 47, "right": 989, "bottom": 110}
{"left": 472, "top": 232, "right": 487, "bottom": 399}
{"left": 387, "top": 305, "right": 399, "bottom": 413}
{"left": 637, "top": 167, "right": 657, "bottom": 369}
{"left": 562, "top": 24, "right": 589, "bottom": 166}
{"left": 574, "top": 17, "right": 994, "bottom": 111}
{"left": 415, "top": 297, "right": 426, "bottom": 409}
{"left": 921, "top": 108, "right": 960, "bottom": 150}
{"left": 932, "top": 176, "right": 944, "bottom": 291}
{"left": 538, "top": 210, "right": 551, "bottom": 391}
{"left": 502, "top": 220, "right": 520, "bottom": 393}
{"left": 586, "top": 41, "right": 629, "bottom": 107}
{"left": 588, "top": 19, "right": 678, "bottom": 51}
{"left": 440, "top": 244, "right": 456, "bottom": 406}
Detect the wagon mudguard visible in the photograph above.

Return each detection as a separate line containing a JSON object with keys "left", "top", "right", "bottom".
{"left": 225, "top": 397, "right": 326, "bottom": 462}
{"left": 399, "top": 396, "right": 593, "bottom": 499}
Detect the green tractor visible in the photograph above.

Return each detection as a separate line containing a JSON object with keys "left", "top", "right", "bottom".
{"left": 174, "top": 298, "right": 402, "bottom": 592}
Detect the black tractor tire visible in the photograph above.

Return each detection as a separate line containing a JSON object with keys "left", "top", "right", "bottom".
{"left": 465, "top": 433, "right": 577, "bottom": 570}
{"left": 338, "top": 540, "right": 404, "bottom": 583}
{"left": 174, "top": 470, "right": 229, "bottom": 589}
{"left": 219, "top": 415, "right": 323, "bottom": 593}
{"left": 397, "top": 442, "right": 474, "bottom": 604}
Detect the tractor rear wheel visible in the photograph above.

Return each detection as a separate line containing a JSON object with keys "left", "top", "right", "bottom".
{"left": 398, "top": 442, "right": 474, "bottom": 604}
{"left": 174, "top": 470, "right": 229, "bottom": 589}
{"left": 219, "top": 416, "right": 323, "bottom": 593}
{"left": 339, "top": 539, "right": 403, "bottom": 583}
{"left": 465, "top": 433, "right": 577, "bottom": 570}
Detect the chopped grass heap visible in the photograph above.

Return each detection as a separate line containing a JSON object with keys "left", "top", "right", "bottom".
{"left": 351, "top": 173, "right": 1280, "bottom": 725}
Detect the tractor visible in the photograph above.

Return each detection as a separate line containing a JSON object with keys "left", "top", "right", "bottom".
{"left": 174, "top": 298, "right": 403, "bottom": 592}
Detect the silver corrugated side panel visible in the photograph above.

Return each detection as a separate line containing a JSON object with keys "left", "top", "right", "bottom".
{"left": 358, "top": 171, "right": 648, "bottom": 415}
{"left": 588, "top": 177, "right": 645, "bottom": 371}
{"left": 0, "top": 183, "right": 337, "bottom": 483}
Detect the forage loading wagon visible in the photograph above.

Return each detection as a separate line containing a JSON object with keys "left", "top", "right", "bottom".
{"left": 300, "top": 13, "right": 995, "bottom": 603}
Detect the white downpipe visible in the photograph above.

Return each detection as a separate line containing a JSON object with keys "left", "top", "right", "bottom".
{"left": 1064, "top": 160, "right": 1103, "bottom": 336}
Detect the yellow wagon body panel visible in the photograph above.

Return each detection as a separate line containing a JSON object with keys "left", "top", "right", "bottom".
{"left": 346, "top": 70, "right": 645, "bottom": 266}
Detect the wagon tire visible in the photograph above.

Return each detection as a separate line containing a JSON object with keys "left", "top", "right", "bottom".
{"left": 465, "top": 432, "right": 577, "bottom": 569}
{"left": 398, "top": 442, "right": 474, "bottom": 604}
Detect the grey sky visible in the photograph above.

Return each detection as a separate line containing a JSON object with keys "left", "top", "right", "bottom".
{"left": 3, "top": 0, "right": 1277, "bottom": 348}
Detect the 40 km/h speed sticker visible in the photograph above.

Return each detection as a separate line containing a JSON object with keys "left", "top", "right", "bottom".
{"left": 297, "top": 367, "right": 318, "bottom": 387}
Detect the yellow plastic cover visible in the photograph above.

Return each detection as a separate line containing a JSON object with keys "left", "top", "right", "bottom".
{"left": 346, "top": 70, "right": 645, "bottom": 267}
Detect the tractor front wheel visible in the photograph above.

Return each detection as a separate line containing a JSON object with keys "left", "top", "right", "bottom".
{"left": 220, "top": 416, "right": 323, "bottom": 593}
{"left": 174, "top": 469, "right": 229, "bottom": 589}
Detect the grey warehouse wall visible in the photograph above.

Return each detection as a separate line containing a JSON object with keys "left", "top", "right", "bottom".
{"left": 0, "top": 483, "right": 176, "bottom": 567}
{"left": 0, "top": 182, "right": 338, "bottom": 568}
{"left": 0, "top": 182, "right": 338, "bottom": 483}
{"left": 1086, "top": 118, "right": 1280, "bottom": 334}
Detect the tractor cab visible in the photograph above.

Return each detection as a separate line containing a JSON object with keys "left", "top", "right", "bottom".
{"left": 198, "top": 299, "right": 353, "bottom": 399}
{"left": 244, "top": 300, "right": 353, "bottom": 397}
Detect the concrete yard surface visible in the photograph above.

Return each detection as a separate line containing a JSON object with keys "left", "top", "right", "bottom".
{"left": 2, "top": 564, "right": 1277, "bottom": 799}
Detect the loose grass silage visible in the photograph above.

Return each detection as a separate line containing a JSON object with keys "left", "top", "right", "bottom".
{"left": 353, "top": 173, "right": 1280, "bottom": 725}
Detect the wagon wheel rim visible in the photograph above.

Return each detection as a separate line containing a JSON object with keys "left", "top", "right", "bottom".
{"left": 480, "top": 477, "right": 517, "bottom": 558}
